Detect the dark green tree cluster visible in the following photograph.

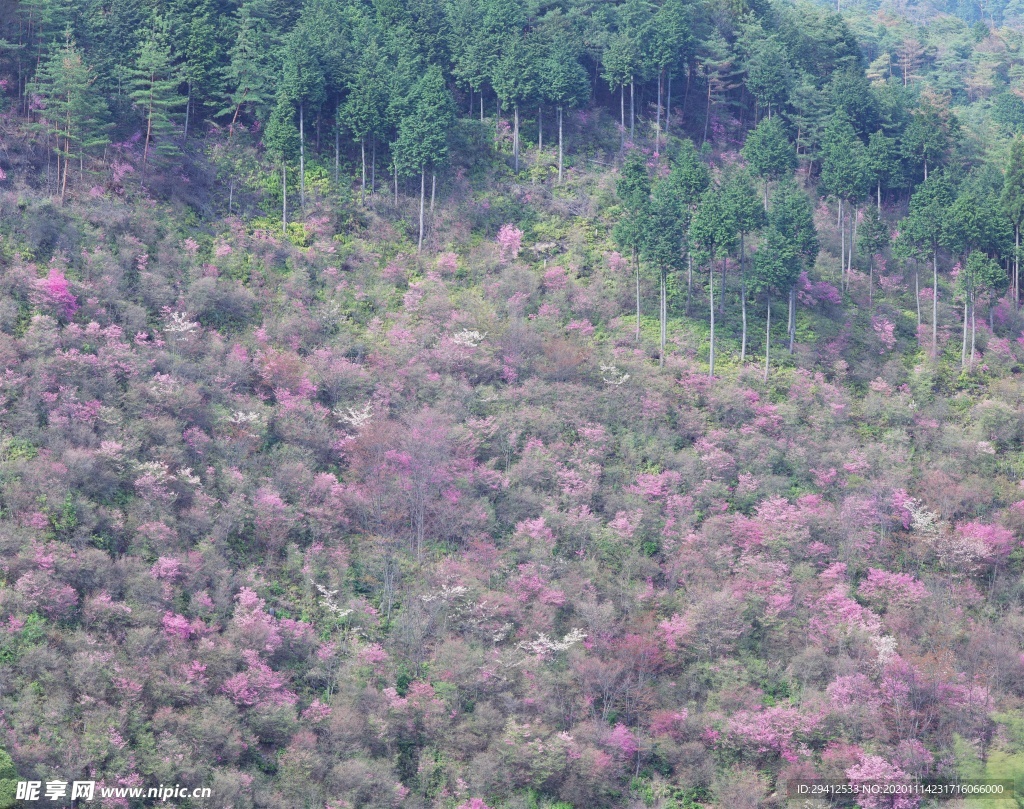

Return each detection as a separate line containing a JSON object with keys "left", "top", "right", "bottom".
{"left": 0, "top": 0, "right": 876, "bottom": 208}
{"left": 615, "top": 131, "right": 821, "bottom": 380}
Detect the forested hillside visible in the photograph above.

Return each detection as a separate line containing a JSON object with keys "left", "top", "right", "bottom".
{"left": 1, "top": 0, "right": 1024, "bottom": 807}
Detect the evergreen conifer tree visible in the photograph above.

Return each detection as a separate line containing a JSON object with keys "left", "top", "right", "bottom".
{"left": 613, "top": 149, "right": 652, "bottom": 342}
{"left": 264, "top": 93, "right": 300, "bottom": 234}
{"left": 742, "top": 116, "right": 796, "bottom": 209}
{"left": 1001, "top": 135, "right": 1024, "bottom": 307}
{"left": 393, "top": 65, "right": 455, "bottom": 252}
{"left": 129, "top": 16, "right": 183, "bottom": 184}
{"left": 32, "top": 30, "right": 108, "bottom": 201}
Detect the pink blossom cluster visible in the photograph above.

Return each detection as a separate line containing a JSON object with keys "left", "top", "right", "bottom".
{"left": 497, "top": 224, "right": 523, "bottom": 262}
{"left": 872, "top": 316, "right": 897, "bottom": 353}
{"left": 221, "top": 649, "right": 298, "bottom": 707}
{"left": 32, "top": 268, "right": 79, "bottom": 319}
{"left": 798, "top": 271, "right": 842, "bottom": 306}
{"left": 845, "top": 754, "right": 920, "bottom": 809}
{"left": 724, "top": 705, "right": 821, "bottom": 756}
{"left": 857, "top": 568, "right": 928, "bottom": 607}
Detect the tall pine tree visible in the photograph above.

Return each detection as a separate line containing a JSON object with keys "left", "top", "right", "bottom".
{"left": 343, "top": 39, "right": 388, "bottom": 203}
{"left": 904, "top": 174, "right": 954, "bottom": 357}
{"left": 129, "top": 16, "right": 183, "bottom": 184}
{"left": 32, "top": 30, "right": 108, "bottom": 201}
{"left": 613, "top": 149, "right": 651, "bottom": 342}
{"left": 264, "top": 92, "right": 300, "bottom": 234}
{"left": 393, "top": 65, "right": 455, "bottom": 252}
{"left": 691, "top": 183, "right": 738, "bottom": 377}
{"left": 1001, "top": 135, "right": 1024, "bottom": 307}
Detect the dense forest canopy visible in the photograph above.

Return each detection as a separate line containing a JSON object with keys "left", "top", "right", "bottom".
{"left": 1, "top": 0, "right": 1024, "bottom": 808}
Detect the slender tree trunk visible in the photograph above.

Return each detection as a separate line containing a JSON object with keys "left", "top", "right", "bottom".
{"left": 59, "top": 115, "right": 69, "bottom": 202}
{"left": 430, "top": 171, "right": 436, "bottom": 213}
{"left": 469, "top": 86, "right": 473, "bottom": 115}
{"left": 634, "top": 246, "right": 640, "bottom": 342}
{"left": 869, "top": 255, "right": 873, "bottom": 307}
{"left": 839, "top": 199, "right": 845, "bottom": 288}
{"left": 687, "top": 250, "right": 693, "bottom": 314}
{"left": 360, "top": 138, "right": 366, "bottom": 204}
{"left": 788, "top": 286, "right": 796, "bottom": 353}
{"left": 656, "top": 70, "right": 662, "bottom": 151}
{"left": 666, "top": 72, "right": 672, "bottom": 139}
{"left": 335, "top": 127, "right": 340, "bottom": 188}
{"left": 933, "top": 247, "right": 939, "bottom": 357}
{"left": 56, "top": 142, "right": 63, "bottom": 203}
{"left": 846, "top": 208, "right": 852, "bottom": 278}
{"left": 740, "top": 235, "right": 747, "bottom": 361}
{"left": 142, "top": 89, "right": 154, "bottom": 186}
{"left": 683, "top": 63, "right": 693, "bottom": 123}
{"left": 184, "top": 82, "right": 191, "bottom": 141}
{"left": 558, "top": 106, "right": 564, "bottom": 183}
{"left": 513, "top": 103, "right": 520, "bottom": 172}
{"left": 63, "top": 133, "right": 71, "bottom": 200}
{"left": 720, "top": 255, "right": 726, "bottom": 314}
{"left": 1016, "top": 225, "right": 1020, "bottom": 308}
{"left": 229, "top": 89, "right": 247, "bottom": 138}
{"left": 394, "top": 161, "right": 398, "bottom": 206}
{"left": 660, "top": 268, "right": 666, "bottom": 367}
{"left": 741, "top": 281, "right": 748, "bottom": 362}
{"left": 703, "top": 81, "right": 712, "bottom": 145}
{"left": 415, "top": 507, "right": 424, "bottom": 562}
{"left": 629, "top": 78, "right": 635, "bottom": 142}
{"left": 480, "top": 91, "right": 484, "bottom": 122}
{"left": 851, "top": 204, "right": 858, "bottom": 276}
{"left": 971, "top": 293, "right": 976, "bottom": 366}
{"left": 282, "top": 164, "right": 287, "bottom": 235}
{"left": 538, "top": 105, "right": 542, "bottom": 151}
{"left": 709, "top": 261, "right": 715, "bottom": 377}
{"left": 299, "top": 102, "right": 305, "bottom": 210}
{"left": 764, "top": 294, "right": 771, "bottom": 383}
{"left": 620, "top": 85, "right": 625, "bottom": 151}
{"left": 877, "top": 180, "right": 881, "bottom": 211}
{"left": 371, "top": 139, "right": 376, "bottom": 194}
{"left": 418, "top": 167, "right": 425, "bottom": 253}
{"left": 915, "top": 264, "right": 921, "bottom": 328}
{"left": 1008, "top": 254, "right": 1017, "bottom": 314}
{"left": 962, "top": 296, "right": 969, "bottom": 368}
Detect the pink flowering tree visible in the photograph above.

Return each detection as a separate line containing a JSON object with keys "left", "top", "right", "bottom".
{"left": 497, "top": 224, "right": 523, "bottom": 262}
{"left": 956, "top": 522, "right": 1016, "bottom": 564}
{"left": 845, "top": 754, "right": 920, "bottom": 809}
{"left": 724, "top": 706, "right": 821, "bottom": 761}
{"left": 31, "top": 268, "right": 79, "bottom": 320}
{"left": 871, "top": 316, "right": 897, "bottom": 353}
{"left": 253, "top": 487, "right": 297, "bottom": 557}
{"left": 221, "top": 649, "right": 298, "bottom": 708}
{"left": 857, "top": 568, "right": 929, "bottom": 609}
{"left": 605, "top": 723, "right": 639, "bottom": 759}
